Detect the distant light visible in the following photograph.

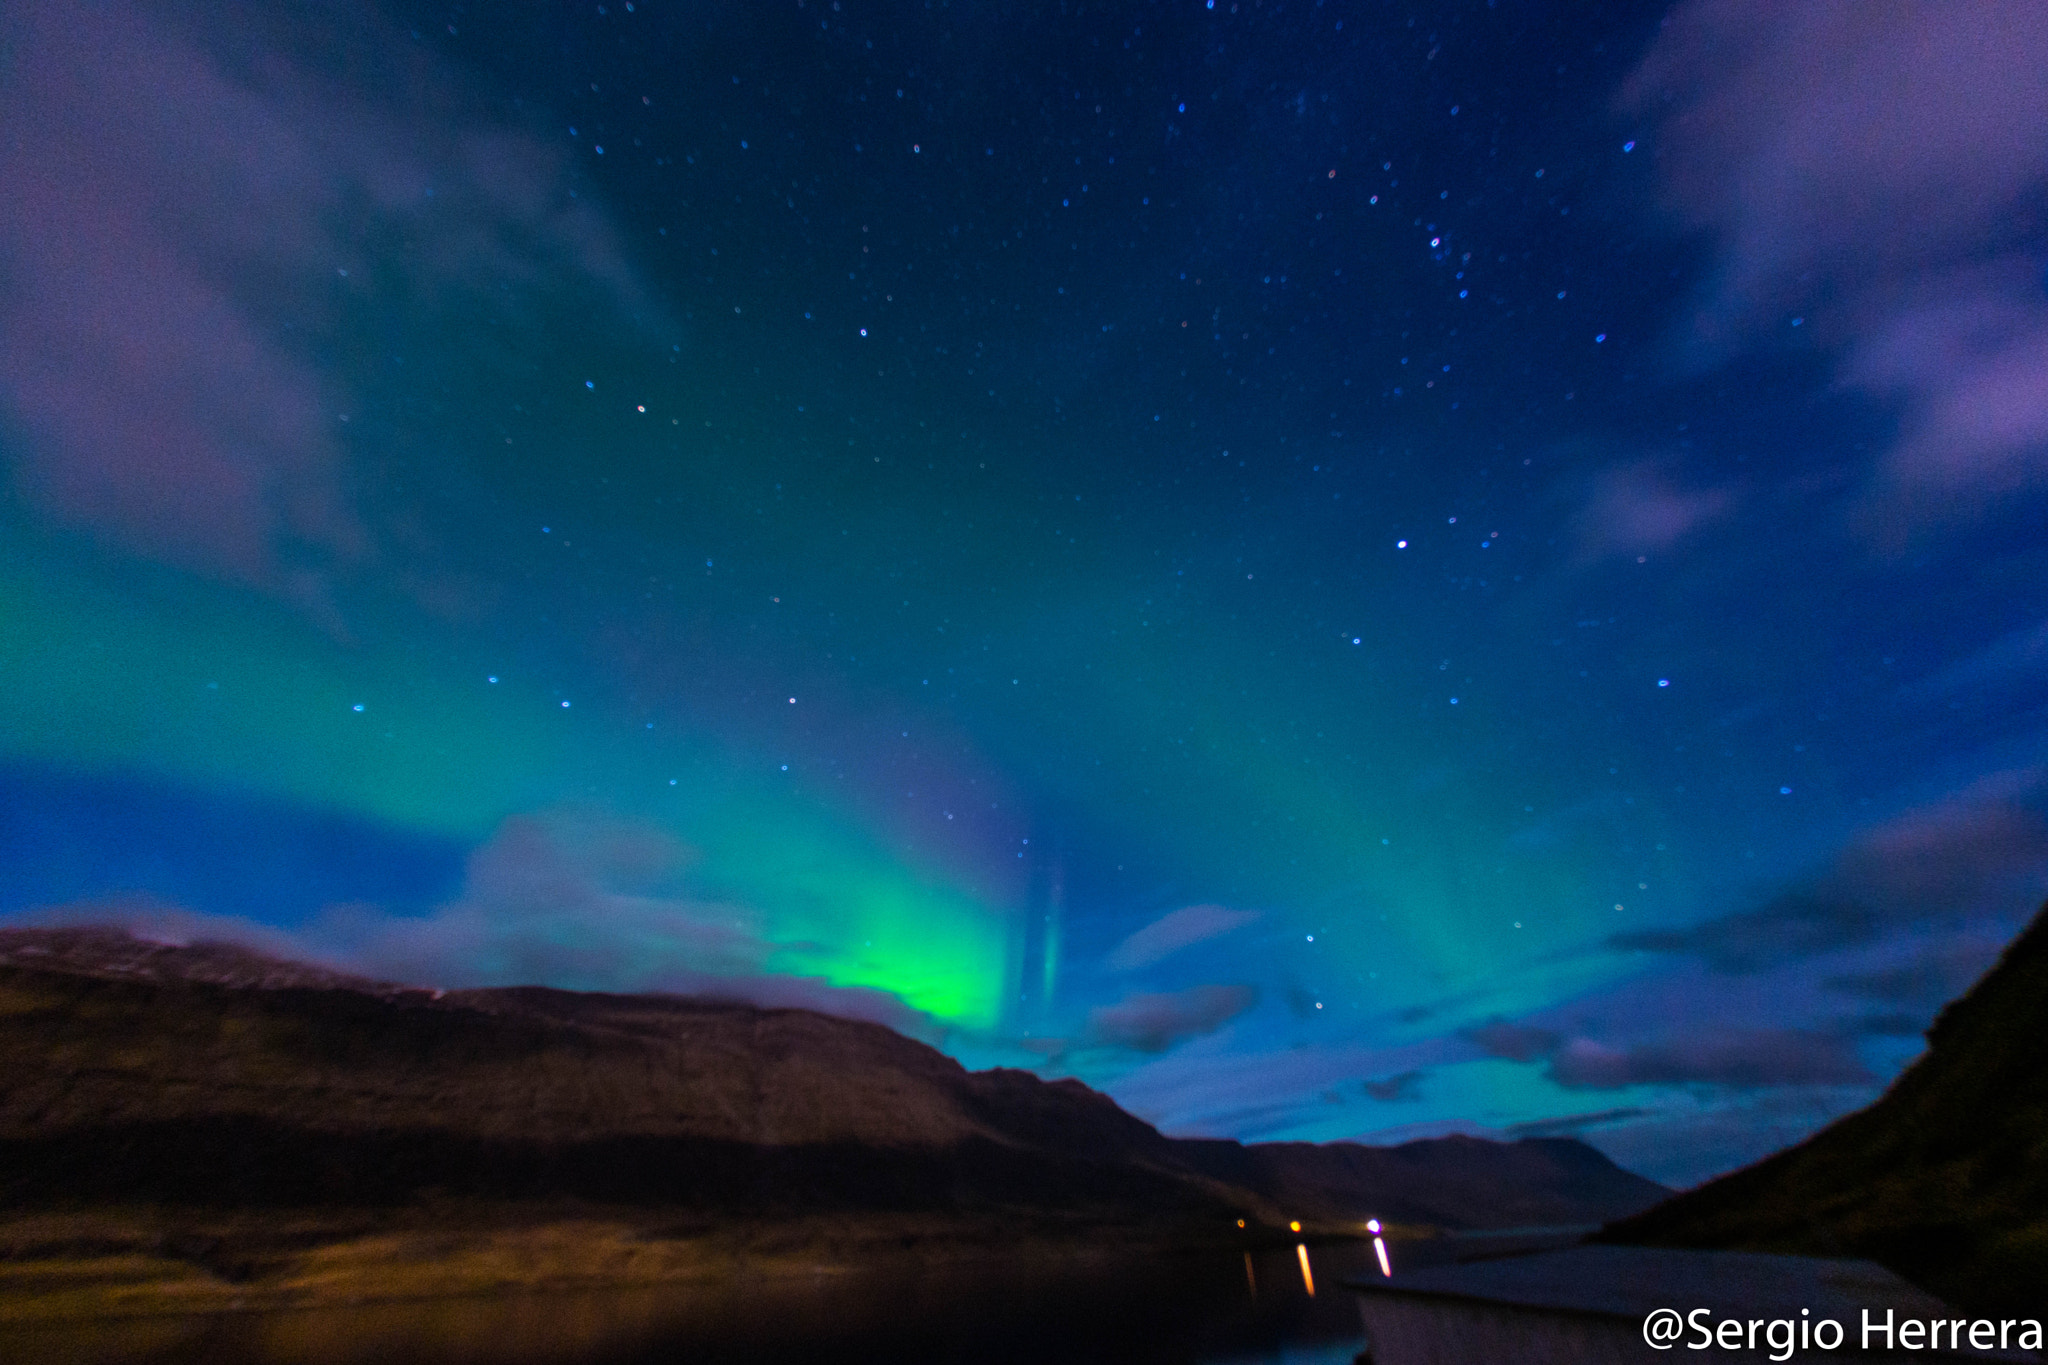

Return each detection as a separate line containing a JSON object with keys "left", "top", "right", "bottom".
{"left": 1780, "top": 786, "right": 1793, "bottom": 795}
{"left": 1595, "top": 333, "right": 1607, "bottom": 343}
{"left": 1449, "top": 697, "right": 1459, "bottom": 705}
{"left": 352, "top": 703, "right": 364, "bottom": 712}
{"left": 1352, "top": 636, "right": 1362, "bottom": 644}
{"left": 789, "top": 697, "right": 797, "bottom": 704}
{"left": 859, "top": 327, "right": 868, "bottom": 336}
{"left": 1623, "top": 140, "right": 1636, "bottom": 152}
{"left": 1178, "top": 102, "right": 1186, "bottom": 113}
{"left": 584, "top": 380, "right": 594, "bottom": 389}
{"left": 561, "top": 700, "right": 570, "bottom": 708}
{"left": 1658, "top": 678, "right": 1670, "bottom": 687}
{"left": 637, "top": 404, "right": 645, "bottom": 412}
{"left": 1289, "top": 1221, "right": 1301, "bottom": 1233}
{"left": 487, "top": 676, "right": 498, "bottom": 684}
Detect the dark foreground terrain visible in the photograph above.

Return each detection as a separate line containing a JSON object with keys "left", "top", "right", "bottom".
{"left": 1604, "top": 900, "right": 2048, "bottom": 1315}
{"left": 0, "top": 926, "right": 1664, "bottom": 1324}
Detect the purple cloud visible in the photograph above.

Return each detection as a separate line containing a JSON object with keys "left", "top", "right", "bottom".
{"left": 1361, "top": 1069, "right": 1426, "bottom": 1103}
{"left": 1573, "top": 459, "right": 1735, "bottom": 562}
{"left": 0, "top": 0, "right": 652, "bottom": 618}
{"left": 1624, "top": 0, "right": 2048, "bottom": 528}
{"left": 1545, "top": 1028, "right": 1870, "bottom": 1091}
{"left": 1613, "top": 770, "right": 2048, "bottom": 970}
{"left": 1, "top": 812, "right": 944, "bottom": 1037}
{"left": 1104, "top": 903, "right": 1261, "bottom": 971}
{"left": 1463, "top": 1019, "right": 1564, "bottom": 1063}
{"left": 1084, "top": 983, "right": 1259, "bottom": 1053}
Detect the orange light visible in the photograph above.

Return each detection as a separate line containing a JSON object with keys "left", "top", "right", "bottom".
{"left": 1235, "top": 1219, "right": 1246, "bottom": 1228}
{"left": 1296, "top": 1242, "right": 1316, "bottom": 1296}
{"left": 1288, "top": 1220, "right": 1301, "bottom": 1233}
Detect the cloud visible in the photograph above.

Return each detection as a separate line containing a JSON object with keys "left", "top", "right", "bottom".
{"left": 1083, "top": 983, "right": 1258, "bottom": 1053}
{"left": 1504, "top": 1107, "right": 1652, "bottom": 1140}
{"left": 1463, "top": 1018, "right": 1563, "bottom": 1063}
{"left": 1462, "top": 1005, "right": 1868, "bottom": 1092}
{"left": 1573, "top": 459, "right": 1736, "bottom": 561}
{"left": 319, "top": 811, "right": 774, "bottom": 991}
{"left": 1103, "top": 903, "right": 1260, "bottom": 971}
{"left": 1360, "top": 1069, "right": 1426, "bottom": 1103}
{"left": 1545, "top": 1029, "right": 1870, "bottom": 1091}
{"left": 1825, "top": 937, "right": 2005, "bottom": 1009}
{"left": 1624, "top": 0, "right": 2048, "bottom": 526}
{"left": 1612, "top": 891, "right": 1879, "bottom": 974}
{"left": 1611, "top": 773, "right": 2048, "bottom": 971}
{"left": 0, "top": 0, "right": 650, "bottom": 616}
{"left": 4, "top": 895, "right": 357, "bottom": 973}
{"left": 2, "top": 813, "right": 941, "bottom": 1036}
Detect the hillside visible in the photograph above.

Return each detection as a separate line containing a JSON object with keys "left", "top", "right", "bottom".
{"left": 1178, "top": 1133, "right": 1669, "bottom": 1231}
{"left": 0, "top": 925, "right": 1662, "bottom": 1231}
{"left": 1603, "top": 901, "right": 2048, "bottom": 1314}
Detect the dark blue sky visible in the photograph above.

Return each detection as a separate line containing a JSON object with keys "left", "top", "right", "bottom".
{"left": 2, "top": 0, "right": 2045, "bottom": 1185}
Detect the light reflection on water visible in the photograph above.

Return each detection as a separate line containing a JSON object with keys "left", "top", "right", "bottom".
{"left": 17, "top": 1243, "right": 1383, "bottom": 1365}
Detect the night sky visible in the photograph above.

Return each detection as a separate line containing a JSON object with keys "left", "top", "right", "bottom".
{"left": 4, "top": 0, "right": 2046, "bottom": 1186}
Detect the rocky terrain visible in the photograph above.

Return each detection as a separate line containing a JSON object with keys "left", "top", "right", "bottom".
{"left": 1603, "top": 900, "right": 2048, "bottom": 1315}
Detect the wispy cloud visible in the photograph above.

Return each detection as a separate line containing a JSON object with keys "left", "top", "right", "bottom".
{"left": 1546, "top": 1029, "right": 1870, "bottom": 1091}
{"left": 0, "top": 0, "right": 652, "bottom": 620}
{"left": 1573, "top": 458, "right": 1736, "bottom": 562}
{"left": 1083, "top": 983, "right": 1259, "bottom": 1053}
{"left": 2, "top": 811, "right": 940, "bottom": 1035}
{"left": 1360, "top": 1069, "right": 1426, "bottom": 1103}
{"left": 1104, "top": 903, "right": 1260, "bottom": 971}
{"left": 1625, "top": 0, "right": 2048, "bottom": 530}
{"left": 1612, "top": 771, "right": 2048, "bottom": 971}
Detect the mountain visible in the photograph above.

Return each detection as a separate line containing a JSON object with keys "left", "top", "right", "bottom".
{"left": 1602, "top": 900, "right": 2048, "bottom": 1314}
{"left": 1176, "top": 1133, "right": 1670, "bottom": 1231}
{"left": 0, "top": 926, "right": 1662, "bottom": 1232}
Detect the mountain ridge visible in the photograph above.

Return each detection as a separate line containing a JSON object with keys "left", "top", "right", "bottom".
{"left": 0, "top": 924, "right": 1665, "bottom": 1231}
{"left": 1602, "top": 899, "right": 2048, "bottom": 1314}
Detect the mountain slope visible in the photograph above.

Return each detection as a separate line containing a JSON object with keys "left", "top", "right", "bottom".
{"left": 1179, "top": 1133, "right": 1669, "bottom": 1230}
{"left": 1602, "top": 901, "right": 2048, "bottom": 1314}
{"left": 0, "top": 926, "right": 1661, "bottom": 1232}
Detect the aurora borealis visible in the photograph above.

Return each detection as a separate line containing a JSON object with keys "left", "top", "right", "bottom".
{"left": 4, "top": 0, "right": 2046, "bottom": 1185}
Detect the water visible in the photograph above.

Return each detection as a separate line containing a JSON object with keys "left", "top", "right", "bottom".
{"left": 15, "top": 1243, "right": 1383, "bottom": 1365}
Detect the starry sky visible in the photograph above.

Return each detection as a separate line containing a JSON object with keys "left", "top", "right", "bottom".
{"left": 3, "top": 0, "right": 2047, "bottom": 1185}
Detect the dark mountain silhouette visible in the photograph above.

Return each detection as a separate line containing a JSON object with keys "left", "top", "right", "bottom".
{"left": 0, "top": 925, "right": 1663, "bottom": 1233}
{"left": 1602, "top": 900, "right": 2048, "bottom": 1315}
{"left": 1176, "top": 1133, "right": 1669, "bottom": 1231}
